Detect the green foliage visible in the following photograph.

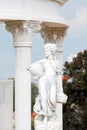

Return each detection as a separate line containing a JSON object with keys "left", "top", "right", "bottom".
{"left": 31, "top": 83, "right": 38, "bottom": 112}
{"left": 63, "top": 50, "right": 87, "bottom": 130}
{"left": 64, "top": 50, "right": 87, "bottom": 90}
{"left": 31, "top": 83, "right": 38, "bottom": 130}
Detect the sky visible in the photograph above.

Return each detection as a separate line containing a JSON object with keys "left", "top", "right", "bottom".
{"left": 0, "top": 0, "right": 87, "bottom": 79}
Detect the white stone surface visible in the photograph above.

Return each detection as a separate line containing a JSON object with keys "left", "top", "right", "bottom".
{"left": 56, "top": 29, "right": 66, "bottom": 130}
{"left": 6, "top": 21, "right": 41, "bottom": 130}
{"left": 28, "top": 43, "right": 67, "bottom": 130}
{"left": 0, "top": 0, "right": 67, "bottom": 26}
{"left": 0, "top": 80, "right": 13, "bottom": 130}
{"left": 35, "top": 115, "right": 61, "bottom": 130}
{"left": 0, "top": 0, "right": 69, "bottom": 130}
{"left": 40, "top": 27, "right": 68, "bottom": 130}
{"left": 6, "top": 21, "right": 32, "bottom": 130}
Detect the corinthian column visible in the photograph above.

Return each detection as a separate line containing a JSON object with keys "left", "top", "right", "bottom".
{"left": 5, "top": 21, "right": 41, "bottom": 130}
{"left": 41, "top": 27, "right": 67, "bottom": 130}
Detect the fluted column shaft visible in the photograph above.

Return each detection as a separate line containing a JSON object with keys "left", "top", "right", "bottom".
{"left": 40, "top": 27, "right": 67, "bottom": 130}
{"left": 6, "top": 21, "right": 41, "bottom": 130}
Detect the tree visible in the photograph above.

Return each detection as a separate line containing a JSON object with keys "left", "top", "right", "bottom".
{"left": 63, "top": 50, "right": 87, "bottom": 130}
{"left": 31, "top": 83, "right": 38, "bottom": 130}
{"left": 31, "top": 83, "right": 38, "bottom": 112}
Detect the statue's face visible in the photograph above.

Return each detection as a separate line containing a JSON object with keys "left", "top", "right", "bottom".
{"left": 44, "top": 49, "right": 52, "bottom": 58}
{"left": 44, "top": 48, "right": 57, "bottom": 58}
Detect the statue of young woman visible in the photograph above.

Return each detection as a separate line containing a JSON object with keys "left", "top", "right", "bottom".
{"left": 27, "top": 43, "right": 67, "bottom": 126}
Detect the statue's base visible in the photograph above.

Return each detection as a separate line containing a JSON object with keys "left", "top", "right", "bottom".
{"left": 34, "top": 115, "right": 61, "bottom": 130}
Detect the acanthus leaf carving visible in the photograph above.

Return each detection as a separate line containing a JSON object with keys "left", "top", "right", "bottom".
{"left": 41, "top": 27, "right": 67, "bottom": 46}
{"left": 5, "top": 21, "right": 41, "bottom": 47}
{"left": 51, "top": 0, "right": 68, "bottom": 5}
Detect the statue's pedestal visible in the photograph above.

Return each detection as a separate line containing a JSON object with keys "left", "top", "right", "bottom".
{"left": 35, "top": 116, "right": 61, "bottom": 130}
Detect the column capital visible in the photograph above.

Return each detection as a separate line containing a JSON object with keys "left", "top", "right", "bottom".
{"left": 40, "top": 27, "right": 68, "bottom": 52}
{"left": 5, "top": 20, "right": 41, "bottom": 47}
{"left": 41, "top": 27, "right": 67, "bottom": 44}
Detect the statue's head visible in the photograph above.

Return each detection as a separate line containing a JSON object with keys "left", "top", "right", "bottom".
{"left": 44, "top": 43, "right": 57, "bottom": 58}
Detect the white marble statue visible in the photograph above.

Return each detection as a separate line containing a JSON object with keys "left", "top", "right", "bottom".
{"left": 27, "top": 43, "right": 67, "bottom": 130}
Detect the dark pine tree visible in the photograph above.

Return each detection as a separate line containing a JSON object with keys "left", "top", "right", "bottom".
{"left": 63, "top": 50, "right": 87, "bottom": 130}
